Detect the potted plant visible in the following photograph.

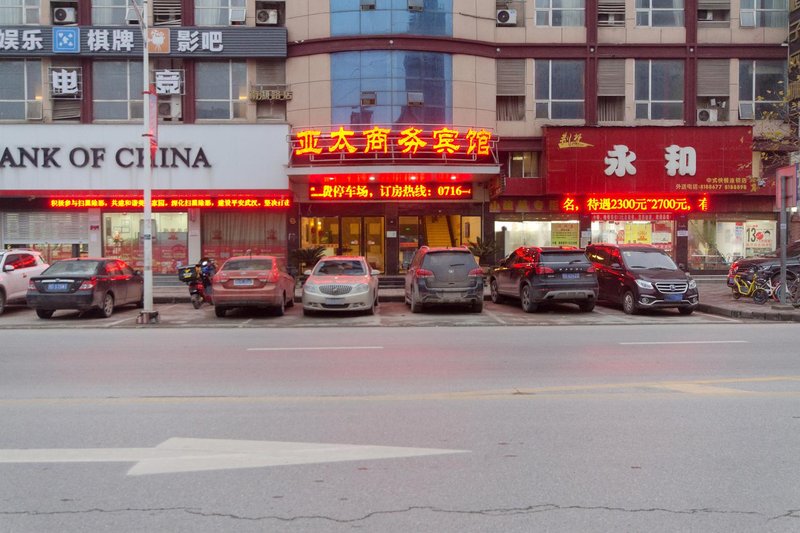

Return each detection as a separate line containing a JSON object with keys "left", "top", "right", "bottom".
{"left": 468, "top": 237, "right": 498, "bottom": 274}
{"left": 290, "top": 245, "right": 327, "bottom": 284}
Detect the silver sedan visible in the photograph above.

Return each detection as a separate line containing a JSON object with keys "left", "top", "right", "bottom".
{"left": 301, "top": 256, "right": 380, "bottom": 316}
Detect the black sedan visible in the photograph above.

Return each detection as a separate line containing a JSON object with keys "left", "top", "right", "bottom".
{"left": 27, "top": 258, "right": 144, "bottom": 319}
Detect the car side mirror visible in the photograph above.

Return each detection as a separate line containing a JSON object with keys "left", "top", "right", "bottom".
{"left": 303, "top": 269, "right": 312, "bottom": 276}
{"left": 371, "top": 269, "right": 381, "bottom": 276}
{"left": 611, "top": 262, "right": 622, "bottom": 269}
{"left": 3, "top": 265, "right": 14, "bottom": 272}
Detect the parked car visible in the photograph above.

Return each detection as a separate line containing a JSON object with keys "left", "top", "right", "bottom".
{"left": 489, "top": 246, "right": 598, "bottom": 312}
{"left": 404, "top": 246, "right": 484, "bottom": 313}
{"left": 302, "top": 256, "right": 379, "bottom": 315}
{"left": 727, "top": 240, "right": 800, "bottom": 288}
{"left": 27, "top": 258, "right": 143, "bottom": 318}
{"left": 211, "top": 255, "right": 295, "bottom": 317}
{"left": 586, "top": 243, "right": 698, "bottom": 315}
{"left": 0, "top": 249, "right": 49, "bottom": 315}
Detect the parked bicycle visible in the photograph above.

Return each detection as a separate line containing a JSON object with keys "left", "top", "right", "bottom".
{"left": 751, "top": 267, "right": 800, "bottom": 305}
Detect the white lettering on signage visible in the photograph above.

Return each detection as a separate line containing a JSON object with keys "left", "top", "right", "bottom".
{"left": 155, "top": 70, "right": 182, "bottom": 95}
{"left": 52, "top": 69, "right": 80, "bottom": 96}
{"left": 604, "top": 145, "right": 637, "bottom": 177}
{"left": 664, "top": 144, "right": 697, "bottom": 176}
{"left": 177, "top": 30, "right": 223, "bottom": 53}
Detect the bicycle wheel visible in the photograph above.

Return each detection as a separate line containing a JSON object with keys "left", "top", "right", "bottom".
{"left": 753, "top": 288, "right": 770, "bottom": 305}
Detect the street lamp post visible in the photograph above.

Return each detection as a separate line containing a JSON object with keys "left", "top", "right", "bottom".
{"left": 131, "top": 0, "right": 158, "bottom": 324}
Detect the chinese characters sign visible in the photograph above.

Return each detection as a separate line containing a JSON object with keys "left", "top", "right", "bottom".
{"left": 560, "top": 196, "right": 710, "bottom": 214}
{"left": 309, "top": 183, "right": 473, "bottom": 201}
{"left": 48, "top": 196, "right": 292, "bottom": 209}
{"left": 292, "top": 126, "right": 496, "bottom": 164}
{"left": 0, "top": 26, "right": 286, "bottom": 57}
{"left": 545, "top": 126, "right": 755, "bottom": 195}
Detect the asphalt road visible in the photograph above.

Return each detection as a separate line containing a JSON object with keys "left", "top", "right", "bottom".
{"left": 1, "top": 323, "right": 799, "bottom": 532}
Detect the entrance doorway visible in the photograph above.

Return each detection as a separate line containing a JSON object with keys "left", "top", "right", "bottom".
{"left": 398, "top": 214, "right": 482, "bottom": 273}
{"left": 301, "top": 216, "right": 385, "bottom": 272}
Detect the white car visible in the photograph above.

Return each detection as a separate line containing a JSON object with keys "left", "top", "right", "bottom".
{"left": 0, "top": 250, "right": 49, "bottom": 314}
{"left": 302, "top": 256, "right": 380, "bottom": 315}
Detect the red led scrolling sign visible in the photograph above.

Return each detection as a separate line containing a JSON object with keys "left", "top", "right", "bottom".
{"left": 292, "top": 126, "right": 495, "bottom": 161}
{"left": 309, "top": 183, "right": 473, "bottom": 201}
{"left": 48, "top": 197, "right": 292, "bottom": 209}
{"left": 561, "top": 196, "right": 710, "bottom": 213}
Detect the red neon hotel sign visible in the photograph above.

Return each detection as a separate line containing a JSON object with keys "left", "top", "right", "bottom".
{"left": 561, "top": 196, "right": 710, "bottom": 213}
{"left": 309, "top": 183, "right": 473, "bottom": 201}
{"left": 292, "top": 125, "right": 494, "bottom": 160}
{"left": 48, "top": 197, "right": 292, "bottom": 209}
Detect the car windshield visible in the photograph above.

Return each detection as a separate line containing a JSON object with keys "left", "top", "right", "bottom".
{"left": 622, "top": 250, "right": 678, "bottom": 270}
{"left": 43, "top": 261, "right": 100, "bottom": 276}
{"left": 314, "top": 260, "right": 365, "bottom": 276}
{"left": 222, "top": 259, "right": 272, "bottom": 271}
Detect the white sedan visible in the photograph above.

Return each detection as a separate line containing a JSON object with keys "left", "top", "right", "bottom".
{"left": 302, "top": 256, "right": 380, "bottom": 316}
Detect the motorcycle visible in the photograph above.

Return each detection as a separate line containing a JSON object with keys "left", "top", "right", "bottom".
{"left": 177, "top": 258, "right": 216, "bottom": 309}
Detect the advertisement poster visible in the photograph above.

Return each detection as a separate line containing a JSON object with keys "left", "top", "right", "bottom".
{"left": 624, "top": 222, "right": 652, "bottom": 244}
{"left": 743, "top": 221, "right": 775, "bottom": 255}
{"left": 551, "top": 222, "right": 579, "bottom": 246}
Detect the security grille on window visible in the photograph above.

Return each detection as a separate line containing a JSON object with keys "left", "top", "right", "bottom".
{"left": 0, "top": 0, "right": 39, "bottom": 25}
{"left": 254, "top": 59, "right": 287, "bottom": 121}
{"left": 535, "top": 59, "right": 584, "bottom": 119}
{"left": 153, "top": 0, "right": 182, "bottom": 26}
{"left": 535, "top": 0, "right": 585, "bottom": 27}
{"left": 49, "top": 67, "right": 83, "bottom": 99}
{"left": 696, "top": 59, "right": 729, "bottom": 122}
{"left": 635, "top": 59, "right": 684, "bottom": 120}
{"left": 598, "top": 0, "right": 625, "bottom": 27}
{"left": 740, "top": 0, "right": 788, "bottom": 28}
{"left": 0, "top": 59, "right": 42, "bottom": 121}
{"left": 497, "top": 58, "right": 526, "bottom": 121}
{"left": 597, "top": 59, "right": 625, "bottom": 121}
{"left": 635, "top": 0, "right": 685, "bottom": 27}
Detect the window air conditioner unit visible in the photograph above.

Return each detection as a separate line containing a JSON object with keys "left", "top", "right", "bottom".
{"left": 125, "top": 6, "right": 141, "bottom": 25}
{"left": 407, "top": 91, "right": 424, "bottom": 106}
{"left": 697, "top": 108, "right": 718, "bottom": 122}
{"left": 158, "top": 96, "right": 182, "bottom": 120}
{"left": 256, "top": 8, "right": 278, "bottom": 25}
{"left": 229, "top": 7, "right": 246, "bottom": 24}
{"left": 53, "top": 7, "right": 77, "bottom": 24}
{"left": 496, "top": 9, "right": 518, "bottom": 26}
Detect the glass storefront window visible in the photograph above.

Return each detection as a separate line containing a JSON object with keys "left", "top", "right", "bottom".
{"left": 301, "top": 216, "right": 385, "bottom": 271}
{"left": 688, "top": 218, "right": 776, "bottom": 270}
{"left": 104, "top": 212, "right": 188, "bottom": 274}
{"left": 494, "top": 220, "right": 580, "bottom": 256}
{"left": 591, "top": 219, "right": 674, "bottom": 254}
{"left": 201, "top": 211, "right": 287, "bottom": 263}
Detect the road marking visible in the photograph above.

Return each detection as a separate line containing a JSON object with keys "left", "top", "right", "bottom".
{"left": 619, "top": 340, "right": 749, "bottom": 345}
{"left": 0, "top": 437, "right": 468, "bottom": 476}
{"left": 247, "top": 346, "right": 384, "bottom": 351}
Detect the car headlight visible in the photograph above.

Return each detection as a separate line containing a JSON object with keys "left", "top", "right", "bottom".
{"left": 635, "top": 279, "right": 654, "bottom": 290}
{"left": 688, "top": 278, "right": 697, "bottom": 289}
{"left": 352, "top": 283, "right": 369, "bottom": 293}
{"left": 303, "top": 283, "right": 320, "bottom": 294}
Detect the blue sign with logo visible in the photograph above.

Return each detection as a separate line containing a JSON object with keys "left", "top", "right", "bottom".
{"left": 53, "top": 27, "right": 80, "bottom": 53}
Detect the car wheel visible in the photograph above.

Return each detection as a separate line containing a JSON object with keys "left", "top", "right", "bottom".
{"left": 622, "top": 290, "right": 637, "bottom": 315}
{"left": 303, "top": 308, "right": 315, "bottom": 316}
{"left": 520, "top": 284, "right": 538, "bottom": 313}
{"left": 100, "top": 293, "right": 114, "bottom": 318}
{"left": 410, "top": 285, "right": 423, "bottom": 313}
{"left": 35, "top": 309, "right": 54, "bottom": 319}
{"left": 579, "top": 300, "right": 595, "bottom": 312}
{"left": 214, "top": 306, "right": 227, "bottom": 318}
{"left": 0, "top": 290, "right": 5, "bottom": 315}
{"left": 678, "top": 306, "right": 695, "bottom": 315}
{"left": 274, "top": 295, "right": 286, "bottom": 316}
{"left": 471, "top": 299, "right": 484, "bottom": 313}
{"left": 191, "top": 294, "right": 202, "bottom": 309}
{"left": 490, "top": 279, "right": 503, "bottom": 304}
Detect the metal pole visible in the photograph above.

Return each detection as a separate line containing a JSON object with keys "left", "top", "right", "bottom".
{"left": 133, "top": 0, "right": 157, "bottom": 323}
{"left": 780, "top": 173, "right": 788, "bottom": 305}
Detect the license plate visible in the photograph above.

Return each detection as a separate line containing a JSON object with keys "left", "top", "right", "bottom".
{"left": 233, "top": 278, "right": 254, "bottom": 286}
{"left": 48, "top": 283, "right": 69, "bottom": 292}
{"left": 665, "top": 293, "right": 682, "bottom": 302}
{"left": 325, "top": 298, "right": 344, "bottom": 305}
{"left": 562, "top": 273, "right": 580, "bottom": 279}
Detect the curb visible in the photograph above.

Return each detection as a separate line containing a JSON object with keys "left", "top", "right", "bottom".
{"left": 696, "top": 302, "right": 800, "bottom": 322}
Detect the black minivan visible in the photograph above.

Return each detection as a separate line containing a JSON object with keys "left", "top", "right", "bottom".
{"left": 585, "top": 243, "right": 699, "bottom": 315}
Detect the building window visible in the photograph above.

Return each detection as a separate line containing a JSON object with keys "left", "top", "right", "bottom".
{"left": 740, "top": 0, "right": 787, "bottom": 28}
{"left": 0, "top": 59, "right": 42, "bottom": 120}
{"left": 0, "top": 0, "right": 39, "bottom": 24}
{"left": 195, "top": 0, "right": 246, "bottom": 26}
{"left": 635, "top": 60, "right": 684, "bottom": 120}
{"left": 635, "top": 0, "right": 684, "bottom": 27}
{"left": 196, "top": 61, "right": 247, "bottom": 119}
{"left": 535, "top": 59, "right": 584, "bottom": 119}
{"left": 497, "top": 59, "right": 526, "bottom": 121}
{"left": 508, "top": 152, "right": 539, "bottom": 178}
{"left": 331, "top": 0, "right": 452, "bottom": 37}
{"left": 331, "top": 51, "right": 451, "bottom": 125}
{"left": 535, "top": 0, "right": 585, "bottom": 27}
{"left": 91, "top": 0, "right": 130, "bottom": 25}
{"left": 739, "top": 59, "right": 786, "bottom": 119}
{"left": 93, "top": 60, "right": 143, "bottom": 120}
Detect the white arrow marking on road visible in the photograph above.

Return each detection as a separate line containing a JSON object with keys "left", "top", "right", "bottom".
{"left": 0, "top": 438, "right": 469, "bottom": 476}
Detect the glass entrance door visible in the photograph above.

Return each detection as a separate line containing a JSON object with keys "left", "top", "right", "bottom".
{"left": 302, "top": 216, "right": 385, "bottom": 272}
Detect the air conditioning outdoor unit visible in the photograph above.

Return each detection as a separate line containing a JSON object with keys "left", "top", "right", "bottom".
{"left": 158, "top": 96, "right": 182, "bottom": 120}
{"left": 256, "top": 8, "right": 278, "bottom": 25}
{"left": 697, "top": 107, "right": 718, "bottom": 122}
{"left": 53, "top": 7, "right": 77, "bottom": 24}
{"left": 496, "top": 9, "right": 518, "bottom": 26}
{"left": 125, "top": 6, "right": 140, "bottom": 25}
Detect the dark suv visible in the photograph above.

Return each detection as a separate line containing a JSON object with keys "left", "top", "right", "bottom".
{"left": 488, "top": 246, "right": 598, "bottom": 312}
{"left": 586, "top": 243, "right": 699, "bottom": 315}
{"left": 727, "top": 240, "right": 800, "bottom": 288}
{"left": 404, "top": 246, "right": 484, "bottom": 313}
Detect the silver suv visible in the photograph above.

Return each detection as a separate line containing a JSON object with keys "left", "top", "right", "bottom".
{"left": 0, "top": 250, "right": 49, "bottom": 314}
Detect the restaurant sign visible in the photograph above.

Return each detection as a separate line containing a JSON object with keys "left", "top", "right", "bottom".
{"left": 309, "top": 183, "right": 473, "bottom": 201}
{"left": 544, "top": 126, "right": 757, "bottom": 195}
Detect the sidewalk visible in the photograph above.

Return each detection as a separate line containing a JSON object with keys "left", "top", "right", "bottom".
{"left": 155, "top": 276, "right": 800, "bottom": 322}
